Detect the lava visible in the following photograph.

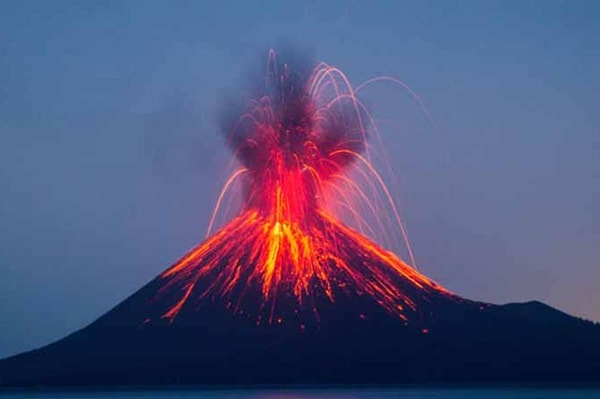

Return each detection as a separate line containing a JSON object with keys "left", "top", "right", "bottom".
{"left": 155, "top": 50, "right": 452, "bottom": 324}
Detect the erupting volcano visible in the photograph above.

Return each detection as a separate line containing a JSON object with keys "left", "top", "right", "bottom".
{"left": 1, "top": 50, "right": 599, "bottom": 388}
{"left": 153, "top": 51, "right": 452, "bottom": 326}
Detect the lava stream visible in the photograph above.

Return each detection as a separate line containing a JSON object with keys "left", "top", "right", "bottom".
{"left": 153, "top": 50, "right": 453, "bottom": 324}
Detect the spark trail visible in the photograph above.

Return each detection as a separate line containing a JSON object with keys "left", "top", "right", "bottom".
{"left": 155, "top": 50, "right": 452, "bottom": 325}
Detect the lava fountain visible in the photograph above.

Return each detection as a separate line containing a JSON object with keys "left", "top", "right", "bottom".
{"left": 153, "top": 50, "right": 453, "bottom": 326}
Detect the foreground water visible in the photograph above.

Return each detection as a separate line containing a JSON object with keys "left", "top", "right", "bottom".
{"left": 2, "top": 387, "right": 600, "bottom": 399}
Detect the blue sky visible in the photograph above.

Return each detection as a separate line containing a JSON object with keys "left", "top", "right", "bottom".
{"left": 1, "top": 1, "right": 599, "bottom": 358}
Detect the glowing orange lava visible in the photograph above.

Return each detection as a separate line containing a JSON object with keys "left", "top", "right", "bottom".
{"left": 156, "top": 50, "right": 452, "bottom": 324}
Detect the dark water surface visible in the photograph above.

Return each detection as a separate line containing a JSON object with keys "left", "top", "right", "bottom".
{"left": 2, "top": 387, "right": 600, "bottom": 399}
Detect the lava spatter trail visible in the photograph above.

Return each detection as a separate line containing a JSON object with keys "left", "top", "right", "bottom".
{"left": 152, "top": 50, "right": 454, "bottom": 325}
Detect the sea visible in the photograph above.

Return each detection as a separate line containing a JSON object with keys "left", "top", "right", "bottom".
{"left": 2, "top": 387, "right": 600, "bottom": 399}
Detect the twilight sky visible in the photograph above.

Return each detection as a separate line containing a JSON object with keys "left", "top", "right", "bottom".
{"left": 1, "top": 1, "right": 599, "bottom": 358}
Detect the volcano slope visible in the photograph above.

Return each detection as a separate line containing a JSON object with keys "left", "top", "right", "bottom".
{"left": 0, "top": 236, "right": 599, "bottom": 387}
{"left": 2, "top": 54, "right": 599, "bottom": 387}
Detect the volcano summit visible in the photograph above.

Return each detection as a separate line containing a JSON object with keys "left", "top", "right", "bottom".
{"left": 1, "top": 52, "right": 599, "bottom": 387}
{"left": 152, "top": 51, "right": 455, "bottom": 326}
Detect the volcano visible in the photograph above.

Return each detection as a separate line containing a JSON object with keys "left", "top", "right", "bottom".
{"left": 1, "top": 52, "right": 599, "bottom": 387}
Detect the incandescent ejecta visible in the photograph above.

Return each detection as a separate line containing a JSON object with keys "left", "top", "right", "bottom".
{"left": 152, "top": 50, "right": 454, "bottom": 326}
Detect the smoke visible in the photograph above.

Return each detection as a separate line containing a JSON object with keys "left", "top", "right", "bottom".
{"left": 219, "top": 48, "right": 370, "bottom": 182}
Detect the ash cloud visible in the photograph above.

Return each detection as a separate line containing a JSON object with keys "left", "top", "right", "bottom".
{"left": 219, "top": 48, "right": 370, "bottom": 178}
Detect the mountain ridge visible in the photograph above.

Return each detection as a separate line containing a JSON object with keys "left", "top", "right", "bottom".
{"left": 1, "top": 278, "right": 599, "bottom": 387}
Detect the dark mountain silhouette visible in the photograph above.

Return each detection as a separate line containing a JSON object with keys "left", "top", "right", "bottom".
{"left": 4, "top": 51, "right": 597, "bottom": 388}
{"left": 1, "top": 266, "right": 599, "bottom": 387}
